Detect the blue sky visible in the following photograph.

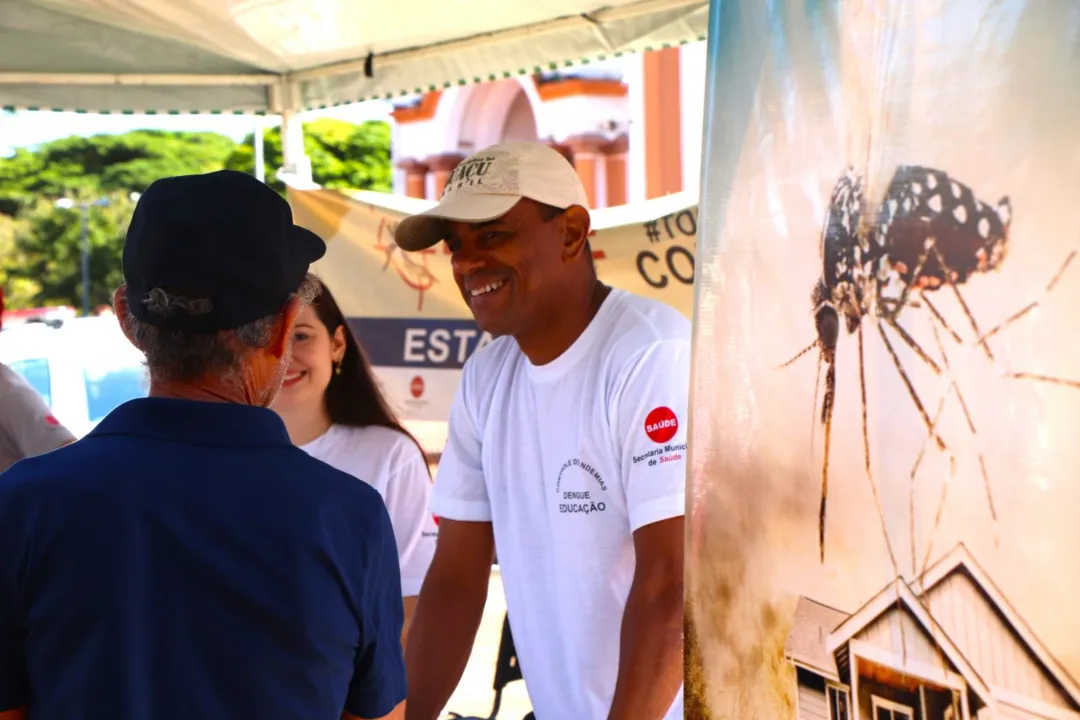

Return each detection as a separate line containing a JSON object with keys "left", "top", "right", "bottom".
{"left": 0, "top": 100, "right": 395, "bottom": 156}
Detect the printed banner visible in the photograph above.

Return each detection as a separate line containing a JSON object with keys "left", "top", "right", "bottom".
{"left": 286, "top": 184, "right": 697, "bottom": 424}
{"left": 686, "top": 2, "right": 1080, "bottom": 719}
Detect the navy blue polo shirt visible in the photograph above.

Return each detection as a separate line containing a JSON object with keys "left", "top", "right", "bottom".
{"left": 0, "top": 397, "right": 406, "bottom": 719}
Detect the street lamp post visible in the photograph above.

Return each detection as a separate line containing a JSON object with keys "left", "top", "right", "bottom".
{"left": 55, "top": 197, "right": 109, "bottom": 317}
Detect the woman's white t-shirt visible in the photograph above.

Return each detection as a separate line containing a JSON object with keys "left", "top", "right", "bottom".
{"left": 300, "top": 423, "right": 438, "bottom": 596}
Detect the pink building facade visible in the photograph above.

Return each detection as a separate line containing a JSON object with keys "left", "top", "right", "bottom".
{"left": 388, "top": 43, "right": 707, "bottom": 208}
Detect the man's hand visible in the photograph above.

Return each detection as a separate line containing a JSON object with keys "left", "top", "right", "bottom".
{"left": 404, "top": 520, "right": 495, "bottom": 720}
{"left": 607, "top": 516, "right": 684, "bottom": 720}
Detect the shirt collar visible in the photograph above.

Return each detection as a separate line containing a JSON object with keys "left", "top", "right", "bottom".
{"left": 90, "top": 397, "right": 293, "bottom": 449}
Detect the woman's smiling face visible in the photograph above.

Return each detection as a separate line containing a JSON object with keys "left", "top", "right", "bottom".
{"left": 274, "top": 304, "right": 346, "bottom": 412}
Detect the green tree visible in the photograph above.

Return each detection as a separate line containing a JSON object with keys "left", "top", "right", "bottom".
{"left": 1, "top": 193, "right": 136, "bottom": 310}
{"left": 224, "top": 118, "right": 392, "bottom": 194}
{"left": 0, "top": 120, "right": 392, "bottom": 309}
{"left": 0, "top": 130, "right": 237, "bottom": 216}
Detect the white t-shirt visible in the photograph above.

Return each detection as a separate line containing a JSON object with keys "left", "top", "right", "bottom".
{"left": 0, "top": 362, "right": 75, "bottom": 473}
{"left": 301, "top": 424, "right": 438, "bottom": 596}
{"left": 433, "top": 289, "right": 689, "bottom": 720}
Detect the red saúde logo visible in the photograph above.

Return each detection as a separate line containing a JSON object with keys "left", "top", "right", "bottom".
{"left": 410, "top": 376, "right": 425, "bottom": 399}
{"left": 644, "top": 406, "right": 678, "bottom": 444}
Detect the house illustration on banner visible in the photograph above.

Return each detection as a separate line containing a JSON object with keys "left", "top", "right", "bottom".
{"left": 784, "top": 544, "right": 1080, "bottom": 720}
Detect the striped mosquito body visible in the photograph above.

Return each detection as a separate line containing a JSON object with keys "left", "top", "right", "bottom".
{"left": 783, "top": 165, "right": 1017, "bottom": 571}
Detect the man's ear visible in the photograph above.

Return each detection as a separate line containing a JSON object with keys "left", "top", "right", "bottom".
{"left": 113, "top": 285, "right": 138, "bottom": 347}
{"left": 269, "top": 296, "right": 302, "bottom": 360}
{"left": 561, "top": 205, "right": 592, "bottom": 261}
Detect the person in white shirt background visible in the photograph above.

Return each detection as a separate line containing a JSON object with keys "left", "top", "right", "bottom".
{"left": 272, "top": 277, "right": 438, "bottom": 649}
{"left": 0, "top": 287, "right": 76, "bottom": 472}
{"left": 396, "top": 141, "right": 688, "bottom": 720}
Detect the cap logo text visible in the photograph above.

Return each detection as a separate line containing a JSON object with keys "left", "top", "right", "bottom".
{"left": 443, "top": 155, "right": 497, "bottom": 197}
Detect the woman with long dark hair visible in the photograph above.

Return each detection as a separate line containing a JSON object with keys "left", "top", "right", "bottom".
{"left": 273, "top": 276, "right": 437, "bottom": 645}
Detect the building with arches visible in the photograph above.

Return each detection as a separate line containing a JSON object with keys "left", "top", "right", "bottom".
{"left": 389, "top": 42, "right": 707, "bottom": 209}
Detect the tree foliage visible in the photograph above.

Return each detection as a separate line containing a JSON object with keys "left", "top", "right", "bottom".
{"left": 223, "top": 118, "right": 392, "bottom": 194}
{"left": 0, "top": 119, "right": 391, "bottom": 309}
{"left": 2, "top": 193, "right": 136, "bottom": 310}
{"left": 0, "top": 130, "right": 236, "bottom": 216}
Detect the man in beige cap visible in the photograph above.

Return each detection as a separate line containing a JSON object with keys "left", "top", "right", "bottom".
{"left": 398, "top": 141, "right": 688, "bottom": 720}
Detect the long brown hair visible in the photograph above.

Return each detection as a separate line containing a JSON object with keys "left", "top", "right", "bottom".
{"left": 311, "top": 277, "right": 430, "bottom": 471}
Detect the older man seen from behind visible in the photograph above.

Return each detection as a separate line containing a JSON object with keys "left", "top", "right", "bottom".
{"left": 0, "top": 171, "right": 406, "bottom": 720}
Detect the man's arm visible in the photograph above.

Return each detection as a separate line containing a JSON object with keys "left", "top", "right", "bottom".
{"left": 342, "top": 501, "right": 408, "bottom": 720}
{"left": 606, "top": 517, "right": 684, "bottom": 720}
{"left": 404, "top": 519, "right": 495, "bottom": 720}
{"left": 401, "top": 596, "right": 418, "bottom": 649}
{"left": 377, "top": 597, "right": 417, "bottom": 720}
{"left": 607, "top": 334, "right": 692, "bottom": 719}
{"left": 0, "top": 375, "right": 76, "bottom": 460}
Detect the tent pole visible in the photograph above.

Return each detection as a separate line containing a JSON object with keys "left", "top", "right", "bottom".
{"left": 254, "top": 119, "right": 266, "bottom": 184}
{"left": 280, "top": 110, "right": 312, "bottom": 184}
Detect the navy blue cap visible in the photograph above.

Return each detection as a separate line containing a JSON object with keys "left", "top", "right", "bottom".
{"left": 123, "top": 170, "right": 326, "bottom": 333}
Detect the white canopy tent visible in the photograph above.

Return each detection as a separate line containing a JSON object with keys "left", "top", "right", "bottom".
{"left": 0, "top": 0, "right": 707, "bottom": 114}
{"left": 1, "top": 0, "right": 707, "bottom": 177}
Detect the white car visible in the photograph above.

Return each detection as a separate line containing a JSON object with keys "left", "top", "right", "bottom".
{"left": 0, "top": 316, "right": 149, "bottom": 438}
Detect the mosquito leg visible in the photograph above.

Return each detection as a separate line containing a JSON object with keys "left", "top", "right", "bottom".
{"left": 859, "top": 325, "right": 870, "bottom": 479}
{"left": 819, "top": 355, "right": 837, "bottom": 564}
{"left": 931, "top": 321, "right": 997, "bottom": 527}
{"left": 877, "top": 324, "right": 947, "bottom": 454}
{"left": 905, "top": 315, "right": 955, "bottom": 579}
{"left": 919, "top": 292, "right": 963, "bottom": 344}
{"left": 811, "top": 353, "right": 823, "bottom": 460}
{"left": 913, "top": 259, "right": 1080, "bottom": 391}
{"left": 876, "top": 254, "right": 944, "bottom": 377}
{"left": 978, "top": 249, "right": 1077, "bottom": 345}
{"left": 1006, "top": 372, "right": 1080, "bottom": 389}
{"left": 921, "top": 470, "right": 952, "bottom": 579}
{"left": 908, "top": 388, "right": 949, "bottom": 579}
{"left": 858, "top": 325, "right": 900, "bottom": 576}
{"left": 890, "top": 241, "right": 935, "bottom": 319}
{"left": 895, "top": 575, "right": 910, "bottom": 667}
{"left": 867, "top": 290, "right": 912, "bottom": 658}
{"left": 883, "top": 315, "right": 943, "bottom": 376}
{"left": 911, "top": 323, "right": 997, "bottom": 578}
{"left": 881, "top": 318, "right": 963, "bottom": 577}
{"left": 778, "top": 340, "right": 818, "bottom": 369}
{"left": 925, "top": 240, "right": 994, "bottom": 360}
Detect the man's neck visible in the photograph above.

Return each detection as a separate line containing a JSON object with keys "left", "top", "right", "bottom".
{"left": 516, "top": 281, "right": 611, "bottom": 366}
{"left": 275, "top": 403, "right": 333, "bottom": 447}
{"left": 149, "top": 380, "right": 261, "bottom": 407}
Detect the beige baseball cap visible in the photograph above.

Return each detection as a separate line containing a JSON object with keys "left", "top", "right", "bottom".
{"left": 394, "top": 141, "right": 590, "bottom": 252}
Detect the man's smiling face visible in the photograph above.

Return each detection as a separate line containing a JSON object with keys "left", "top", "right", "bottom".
{"left": 444, "top": 198, "right": 565, "bottom": 338}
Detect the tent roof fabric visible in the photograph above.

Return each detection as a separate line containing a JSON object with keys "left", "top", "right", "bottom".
{"left": 0, "top": 0, "right": 708, "bottom": 114}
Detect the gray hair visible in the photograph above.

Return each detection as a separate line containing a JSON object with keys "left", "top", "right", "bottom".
{"left": 122, "top": 274, "right": 322, "bottom": 385}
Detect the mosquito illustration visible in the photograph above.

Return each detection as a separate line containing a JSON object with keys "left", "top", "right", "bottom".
{"left": 781, "top": 165, "right": 1015, "bottom": 568}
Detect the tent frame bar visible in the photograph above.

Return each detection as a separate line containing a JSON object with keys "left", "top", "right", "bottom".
{"left": 0, "top": 72, "right": 278, "bottom": 86}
